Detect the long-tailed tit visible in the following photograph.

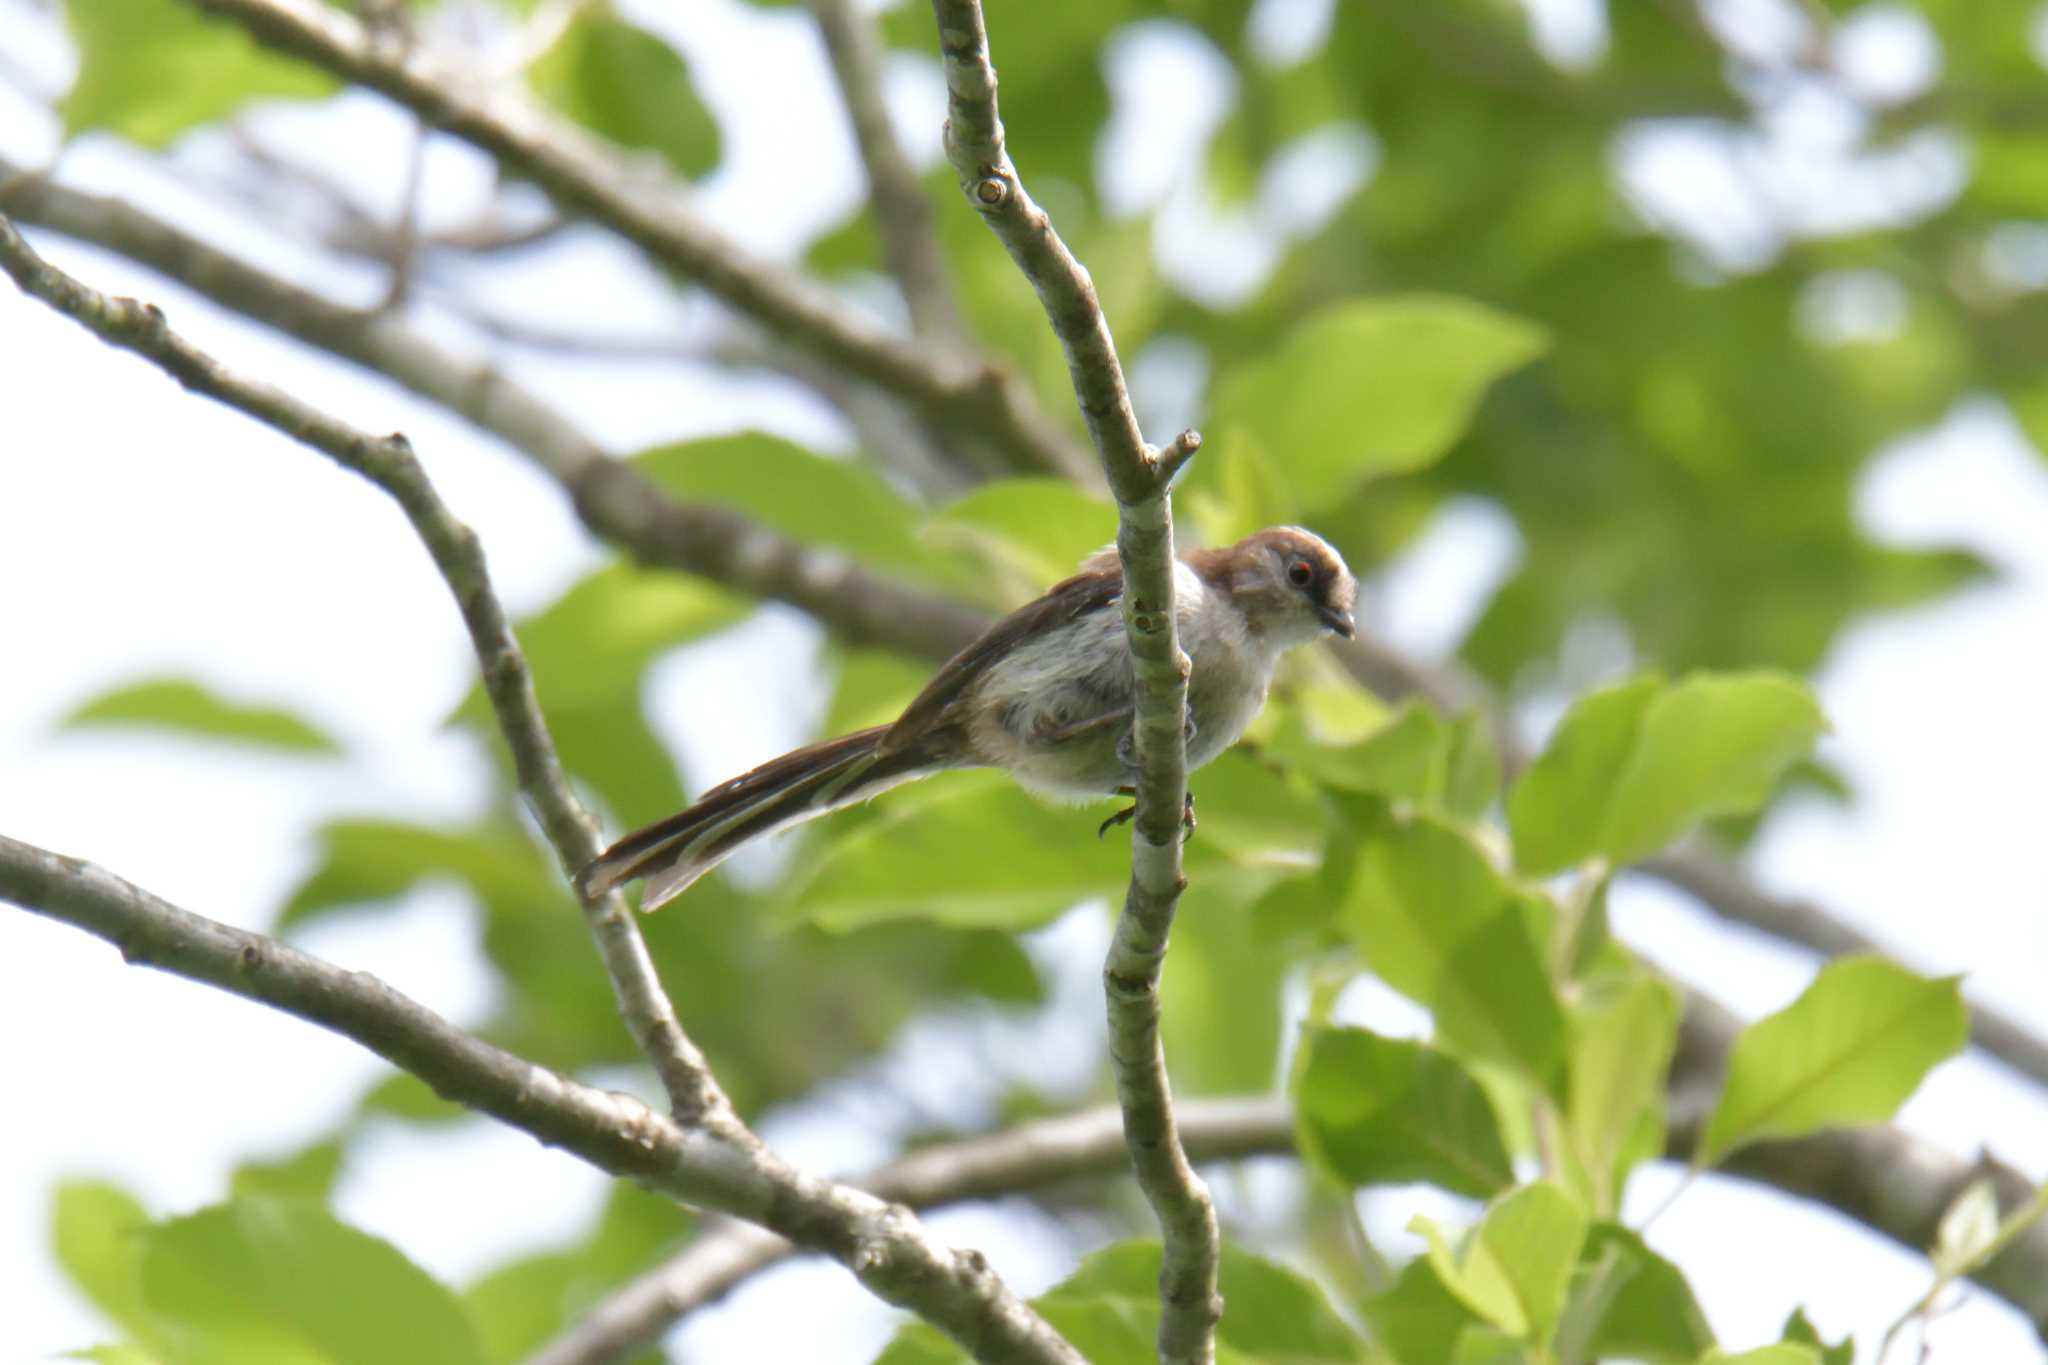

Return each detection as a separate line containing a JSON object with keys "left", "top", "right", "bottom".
{"left": 579, "top": 526, "right": 1357, "bottom": 910}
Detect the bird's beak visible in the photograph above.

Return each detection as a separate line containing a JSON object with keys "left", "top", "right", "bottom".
{"left": 1319, "top": 605, "right": 1355, "bottom": 639}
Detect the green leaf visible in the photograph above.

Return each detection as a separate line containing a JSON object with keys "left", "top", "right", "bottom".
{"left": 1566, "top": 976, "right": 1679, "bottom": 1214}
{"left": 52, "top": 1180, "right": 156, "bottom": 1344}
{"left": 1340, "top": 811, "right": 1567, "bottom": 1093}
{"left": 1561, "top": 1223, "right": 1715, "bottom": 1363}
{"left": 451, "top": 560, "right": 747, "bottom": 825}
{"left": 1210, "top": 297, "right": 1547, "bottom": 511}
{"left": 1510, "top": 671, "right": 1825, "bottom": 875}
{"left": 1163, "top": 871, "right": 1297, "bottom": 1093}
{"left": 59, "top": 678, "right": 342, "bottom": 754}
{"left": 1701, "top": 1348, "right": 1820, "bottom": 1365}
{"left": 1780, "top": 1308, "right": 1853, "bottom": 1365}
{"left": 278, "top": 819, "right": 566, "bottom": 931}
{"left": 138, "top": 1198, "right": 488, "bottom": 1365}
{"left": 635, "top": 433, "right": 950, "bottom": 588}
{"left": 229, "top": 1141, "right": 345, "bottom": 1203}
{"left": 63, "top": 0, "right": 335, "bottom": 147}
{"left": 526, "top": 4, "right": 719, "bottom": 178}
{"left": 1295, "top": 1026, "right": 1515, "bottom": 1197}
{"left": 1698, "top": 956, "right": 1968, "bottom": 1165}
{"left": 1411, "top": 1182, "right": 1587, "bottom": 1345}
{"left": 1366, "top": 1255, "right": 1484, "bottom": 1365}
{"left": 64, "top": 1347, "right": 165, "bottom": 1365}
{"left": 1507, "top": 674, "right": 1660, "bottom": 875}
{"left": 921, "top": 479, "right": 1115, "bottom": 602}
{"left": 775, "top": 772, "right": 1123, "bottom": 931}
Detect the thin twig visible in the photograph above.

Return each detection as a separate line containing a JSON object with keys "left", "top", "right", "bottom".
{"left": 537, "top": 993, "right": 2048, "bottom": 1365}
{"left": 526, "top": 1097, "right": 1291, "bottom": 1365}
{"left": 930, "top": 4, "right": 1217, "bottom": 1361}
{"left": 0, "top": 835, "right": 1085, "bottom": 1365}
{"left": 808, "top": 0, "right": 963, "bottom": 347}
{"left": 0, "top": 163, "right": 996, "bottom": 658}
{"left": 0, "top": 212, "right": 729, "bottom": 1122}
{"left": 180, "top": 0, "right": 1097, "bottom": 485}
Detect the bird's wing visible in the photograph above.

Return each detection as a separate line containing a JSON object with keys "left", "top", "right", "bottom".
{"left": 878, "top": 566, "right": 1123, "bottom": 755}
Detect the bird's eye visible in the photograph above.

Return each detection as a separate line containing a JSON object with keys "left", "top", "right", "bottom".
{"left": 1286, "top": 559, "right": 1313, "bottom": 588}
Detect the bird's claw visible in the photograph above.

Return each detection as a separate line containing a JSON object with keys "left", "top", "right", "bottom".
{"left": 1096, "top": 790, "right": 1197, "bottom": 841}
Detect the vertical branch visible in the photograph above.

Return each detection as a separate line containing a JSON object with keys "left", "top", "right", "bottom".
{"left": 928, "top": 4, "right": 1220, "bottom": 1361}
{"left": 0, "top": 214, "right": 732, "bottom": 1128}
{"left": 808, "top": 0, "right": 963, "bottom": 347}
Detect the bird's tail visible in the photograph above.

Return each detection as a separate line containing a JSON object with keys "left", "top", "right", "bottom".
{"left": 577, "top": 725, "right": 936, "bottom": 912}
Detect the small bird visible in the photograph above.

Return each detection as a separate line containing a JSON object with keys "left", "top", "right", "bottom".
{"left": 579, "top": 526, "right": 1356, "bottom": 910}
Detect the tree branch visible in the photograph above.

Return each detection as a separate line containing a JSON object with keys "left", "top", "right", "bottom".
{"left": 0, "top": 163, "right": 996, "bottom": 661}
{"left": 532, "top": 997, "right": 2048, "bottom": 1365}
{"left": 0, "top": 834, "right": 1084, "bottom": 1365}
{"left": 177, "top": 0, "right": 1096, "bottom": 485}
{"left": 929, "top": 4, "right": 1216, "bottom": 1360}
{"left": 0, "top": 211, "right": 729, "bottom": 1123}
{"left": 807, "top": 0, "right": 963, "bottom": 348}
{"left": 526, "top": 1097, "right": 1290, "bottom": 1365}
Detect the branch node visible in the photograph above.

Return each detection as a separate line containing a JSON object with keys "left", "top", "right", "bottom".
{"left": 973, "top": 175, "right": 1009, "bottom": 206}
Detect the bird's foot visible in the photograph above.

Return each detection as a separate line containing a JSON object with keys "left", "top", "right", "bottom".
{"left": 1096, "top": 790, "right": 1197, "bottom": 840}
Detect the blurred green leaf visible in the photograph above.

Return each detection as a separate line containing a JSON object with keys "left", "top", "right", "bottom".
{"left": 1411, "top": 1182, "right": 1586, "bottom": 1345}
{"left": 1561, "top": 1223, "right": 1715, "bottom": 1363}
{"left": 52, "top": 1180, "right": 156, "bottom": 1345}
{"left": 526, "top": 4, "right": 719, "bottom": 177}
{"left": 635, "top": 432, "right": 951, "bottom": 588}
{"left": 229, "top": 1141, "right": 344, "bottom": 1204}
{"left": 1164, "top": 870, "right": 1296, "bottom": 1093}
{"left": 1780, "top": 1307, "right": 1853, "bottom": 1365}
{"left": 1366, "top": 1255, "right": 1484, "bottom": 1365}
{"left": 1295, "top": 1026, "right": 1514, "bottom": 1197}
{"left": 1510, "top": 672, "right": 1825, "bottom": 875}
{"left": 59, "top": 678, "right": 341, "bottom": 754}
{"left": 62, "top": 0, "right": 335, "bottom": 147}
{"left": 138, "top": 1198, "right": 487, "bottom": 1365}
{"left": 452, "top": 560, "right": 747, "bottom": 826}
{"left": 1210, "top": 297, "right": 1547, "bottom": 512}
{"left": 1698, "top": 957, "right": 1968, "bottom": 1165}
{"left": 776, "top": 772, "right": 1121, "bottom": 931}
{"left": 1566, "top": 976, "right": 1678, "bottom": 1215}
{"left": 279, "top": 819, "right": 565, "bottom": 931}
{"left": 1340, "top": 810, "right": 1566, "bottom": 1093}
{"left": 464, "top": 1183, "right": 687, "bottom": 1364}
{"left": 922, "top": 479, "right": 1116, "bottom": 602}
{"left": 1701, "top": 1348, "right": 1820, "bottom": 1365}
{"left": 65, "top": 1347, "right": 165, "bottom": 1365}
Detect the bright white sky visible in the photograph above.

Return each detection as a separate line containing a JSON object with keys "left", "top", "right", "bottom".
{"left": 2, "top": 1, "right": 2047, "bottom": 1362}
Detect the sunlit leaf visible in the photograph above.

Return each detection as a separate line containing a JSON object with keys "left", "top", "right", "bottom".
{"left": 527, "top": 4, "right": 719, "bottom": 177}
{"left": 1510, "top": 672, "right": 1825, "bottom": 875}
{"left": 1558, "top": 1223, "right": 1715, "bottom": 1363}
{"left": 1210, "top": 297, "right": 1547, "bottom": 512}
{"left": 922, "top": 479, "right": 1115, "bottom": 600}
{"left": 1698, "top": 957, "right": 1967, "bottom": 1165}
{"left": 63, "top": 0, "right": 335, "bottom": 147}
{"left": 1566, "top": 976, "right": 1679, "bottom": 1214}
{"left": 1340, "top": 811, "right": 1566, "bottom": 1092}
{"left": 59, "top": 678, "right": 342, "bottom": 754}
{"left": 1411, "top": 1182, "right": 1587, "bottom": 1344}
{"left": 138, "top": 1198, "right": 487, "bottom": 1365}
{"left": 1295, "top": 1026, "right": 1514, "bottom": 1196}
{"left": 52, "top": 1180, "right": 156, "bottom": 1345}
